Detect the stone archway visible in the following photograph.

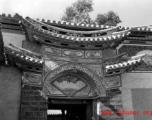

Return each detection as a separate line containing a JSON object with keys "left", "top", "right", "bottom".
{"left": 42, "top": 63, "right": 106, "bottom": 97}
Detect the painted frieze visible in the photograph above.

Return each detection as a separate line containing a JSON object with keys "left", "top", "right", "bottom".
{"left": 43, "top": 54, "right": 102, "bottom": 63}
{"left": 42, "top": 45, "right": 102, "bottom": 58}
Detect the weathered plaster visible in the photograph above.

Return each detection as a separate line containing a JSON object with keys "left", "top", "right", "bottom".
{"left": 0, "top": 66, "right": 22, "bottom": 120}
{"left": 121, "top": 72, "right": 152, "bottom": 120}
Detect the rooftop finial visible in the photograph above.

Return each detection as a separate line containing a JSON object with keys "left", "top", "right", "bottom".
{"left": 42, "top": 19, "right": 45, "bottom": 22}
{"left": 47, "top": 20, "right": 50, "bottom": 23}
{"left": 2, "top": 13, "right": 6, "bottom": 17}
{"left": 8, "top": 14, "right": 11, "bottom": 18}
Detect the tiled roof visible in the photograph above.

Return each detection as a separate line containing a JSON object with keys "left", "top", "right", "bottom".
{"left": 4, "top": 43, "right": 43, "bottom": 66}
{"left": 26, "top": 17, "right": 118, "bottom": 34}
{"left": 40, "top": 19, "right": 113, "bottom": 30}
{"left": 22, "top": 17, "right": 131, "bottom": 42}
{"left": 119, "top": 26, "right": 152, "bottom": 32}
{"left": 105, "top": 54, "right": 145, "bottom": 72}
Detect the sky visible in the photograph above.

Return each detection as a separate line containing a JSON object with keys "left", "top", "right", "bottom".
{"left": 0, "top": 0, "right": 152, "bottom": 27}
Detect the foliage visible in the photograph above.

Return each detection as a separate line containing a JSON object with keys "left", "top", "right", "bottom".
{"left": 95, "top": 11, "right": 121, "bottom": 26}
{"left": 61, "top": 0, "right": 121, "bottom": 25}
{"left": 61, "top": 0, "right": 93, "bottom": 24}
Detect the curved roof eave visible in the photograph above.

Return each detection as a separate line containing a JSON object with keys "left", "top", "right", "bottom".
{"left": 105, "top": 54, "right": 145, "bottom": 72}
{"left": 26, "top": 17, "right": 119, "bottom": 34}
{"left": 22, "top": 17, "right": 131, "bottom": 43}
{"left": 38, "top": 18, "right": 113, "bottom": 30}
{"left": 4, "top": 44, "right": 43, "bottom": 66}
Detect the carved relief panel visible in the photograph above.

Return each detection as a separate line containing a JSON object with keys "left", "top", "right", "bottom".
{"left": 43, "top": 63, "right": 106, "bottom": 97}
{"left": 104, "top": 76, "right": 121, "bottom": 89}
{"left": 47, "top": 74, "right": 92, "bottom": 97}
{"left": 22, "top": 72, "right": 42, "bottom": 86}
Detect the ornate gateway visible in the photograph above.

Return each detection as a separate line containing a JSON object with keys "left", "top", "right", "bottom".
{"left": 1, "top": 13, "right": 152, "bottom": 120}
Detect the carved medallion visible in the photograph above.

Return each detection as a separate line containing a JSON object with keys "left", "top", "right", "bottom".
{"left": 42, "top": 46, "right": 61, "bottom": 56}
{"left": 62, "top": 49, "right": 84, "bottom": 58}
{"left": 85, "top": 51, "right": 102, "bottom": 58}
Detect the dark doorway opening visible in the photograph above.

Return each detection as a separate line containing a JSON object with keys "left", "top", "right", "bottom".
{"left": 47, "top": 99, "right": 92, "bottom": 120}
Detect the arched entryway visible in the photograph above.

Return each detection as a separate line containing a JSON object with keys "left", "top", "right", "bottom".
{"left": 42, "top": 63, "right": 106, "bottom": 120}
{"left": 43, "top": 63, "right": 105, "bottom": 97}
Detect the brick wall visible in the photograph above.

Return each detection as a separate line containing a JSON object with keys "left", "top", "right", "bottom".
{"left": 20, "top": 85, "right": 48, "bottom": 120}
{"left": 99, "top": 89, "right": 123, "bottom": 120}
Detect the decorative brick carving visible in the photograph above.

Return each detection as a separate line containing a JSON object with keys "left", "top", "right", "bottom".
{"left": 88, "top": 65, "right": 103, "bottom": 77}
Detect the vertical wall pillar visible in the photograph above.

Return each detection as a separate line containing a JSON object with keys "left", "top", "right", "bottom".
{"left": 20, "top": 85, "right": 48, "bottom": 120}
{"left": 93, "top": 100, "right": 98, "bottom": 120}
{"left": 86, "top": 103, "right": 93, "bottom": 120}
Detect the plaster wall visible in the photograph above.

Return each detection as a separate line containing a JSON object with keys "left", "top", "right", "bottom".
{"left": 2, "top": 32, "right": 25, "bottom": 47}
{"left": 0, "top": 66, "right": 22, "bottom": 120}
{"left": 121, "top": 72, "right": 152, "bottom": 120}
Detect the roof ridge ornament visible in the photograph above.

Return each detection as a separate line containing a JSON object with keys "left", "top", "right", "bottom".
{"left": 0, "top": 13, "right": 22, "bottom": 20}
